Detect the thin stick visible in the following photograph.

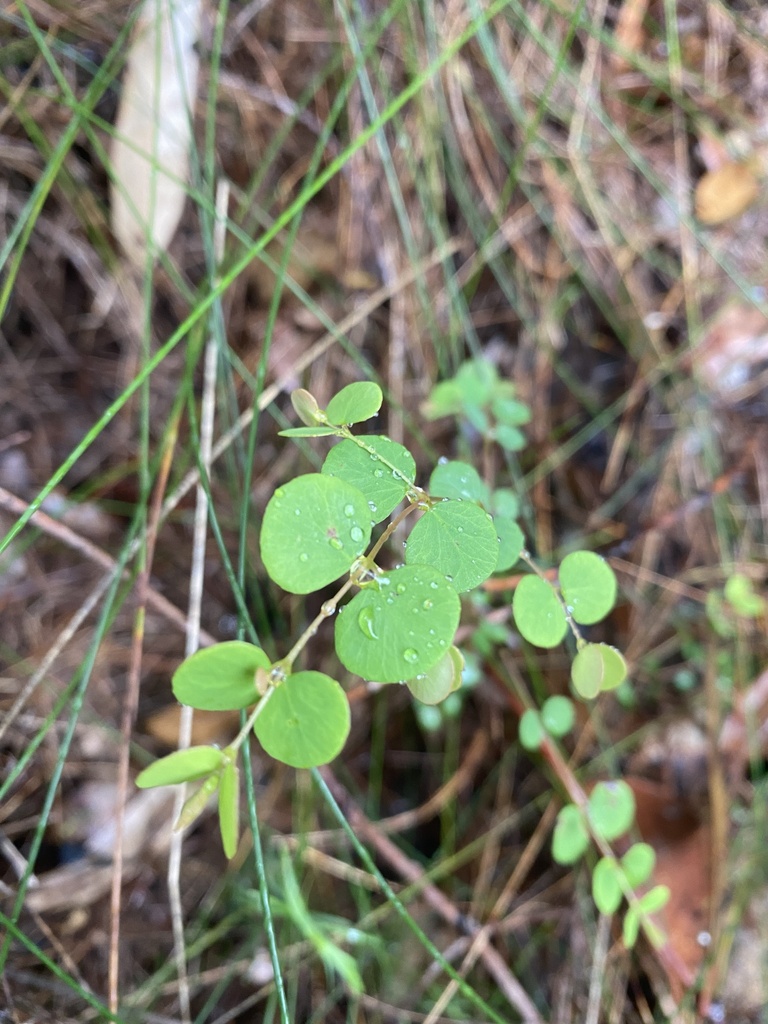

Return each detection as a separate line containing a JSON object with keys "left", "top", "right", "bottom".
{"left": 168, "top": 180, "right": 229, "bottom": 1023}
{"left": 108, "top": 424, "right": 179, "bottom": 1013}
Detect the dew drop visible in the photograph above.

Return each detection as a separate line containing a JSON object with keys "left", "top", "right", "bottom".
{"left": 358, "top": 607, "right": 379, "bottom": 640}
{"left": 350, "top": 526, "right": 364, "bottom": 543}
{"left": 368, "top": 501, "right": 378, "bottom": 512}
{"left": 321, "top": 601, "right": 335, "bottom": 616}
{"left": 396, "top": 583, "right": 407, "bottom": 594}
{"left": 370, "top": 454, "right": 380, "bottom": 462}
{"left": 329, "top": 537, "right": 343, "bottom": 550}
{"left": 274, "top": 487, "right": 285, "bottom": 499}
{"left": 294, "top": 508, "right": 301, "bottom": 516}
{"left": 403, "top": 648, "right": 418, "bottom": 664}
{"left": 373, "top": 468, "right": 384, "bottom": 478}
{"left": 457, "top": 526, "right": 464, "bottom": 533}
{"left": 422, "top": 599, "right": 433, "bottom": 610}
{"left": 438, "top": 456, "right": 448, "bottom": 465}
{"left": 343, "top": 503, "right": 355, "bottom": 517}
{"left": 445, "top": 574, "right": 454, "bottom": 582}
{"left": 430, "top": 581, "right": 439, "bottom": 590}
{"left": 438, "top": 639, "right": 446, "bottom": 647}
{"left": 299, "top": 552, "right": 309, "bottom": 562}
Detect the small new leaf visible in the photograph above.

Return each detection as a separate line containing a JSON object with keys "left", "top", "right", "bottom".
{"left": 592, "top": 857, "right": 623, "bottom": 915}
{"left": 218, "top": 758, "right": 240, "bottom": 859}
{"left": 325, "top": 382, "right": 383, "bottom": 425}
{"left": 136, "top": 746, "right": 224, "bottom": 788}
{"left": 588, "top": 781, "right": 635, "bottom": 842}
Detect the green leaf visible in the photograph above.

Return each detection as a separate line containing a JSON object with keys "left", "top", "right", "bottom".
{"left": 588, "top": 781, "right": 635, "bottom": 842}
{"left": 406, "top": 646, "right": 464, "bottom": 705}
{"left": 491, "top": 394, "right": 531, "bottom": 426}
{"left": 495, "top": 517, "right": 524, "bottom": 571}
{"left": 428, "top": 461, "right": 490, "bottom": 505}
{"left": 519, "top": 709, "right": 545, "bottom": 751}
{"left": 175, "top": 773, "right": 220, "bottom": 831}
{"left": 724, "top": 573, "right": 766, "bottom": 617}
{"left": 621, "top": 843, "right": 655, "bottom": 888}
{"left": 541, "top": 695, "right": 575, "bottom": 738}
{"left": 422, "top": 379, "right": 463, "bottom": 420}
{"left": 559, "top": 551, "right": 617, "bottom": 625}
{"left": 291, "top": 388, "right": 322, "bottom": 426}
{"left": 637, "top": 884, "right": 670, "bottom": 915}
{"left": 218, "top": 758, "right": 240, "bottom": 859}
{"left": 135, "top": 746, "right": 224, "bottom": 788}
{"left": 493, "top": 424, "right": 526, "bottom": 452}
{"left": 456, "top": 359, "right": 497, "bottom": 406}
{"left": 335, "top": 565, "right": 461, "bottom": 683}
{"left": 405, "top": 500, "right": 499, "bottom": 593}
{"left": 322, "top": 436, "right": 415, "bottom": 525}
{"left": 254, "top": 672, "right": 350, "bottom": 768}
{"left": 623, "top": 906, "right": 640, "bottom": 949}
{"left": 325, "top": 382, "right": 383, "bottom": 425}
{"left": 552, "top": 804, "right": 590, "bottom": 865}
{"left": 260, "top": 474, "right": 371, "bottom": 594}
{"left": 571, "top": 643, "right": 627, "bottom": 699}
{"left": 512, "top": 575, "right": 568, "bottom": 648}
{"left": 492, "top": 488, "right": 520, "bottom": 519}
{"left": 278, "top": 426, "right": 340, "bottom": 438}
{"left": 592, "top": 857, "right": 624, "bottom": 915}
{"left": 172, "top": 641, "right": 270, "bottom": 711}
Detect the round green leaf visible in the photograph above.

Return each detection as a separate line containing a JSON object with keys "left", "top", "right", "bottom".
{"left": 493, "top": 424, "right": 526, "bottom": 452}
{"left": 335, "top": 565, "right": 461, "bottom": 683}
{"left": 428, "top": 461, "right": 490, "bottom": 505}
{"left": 571, "top": 643, "right": 627, "bottom": 699}
{"left": 325, "top": 382, "right": 383, "bottom": 425}
{"left": 593, "top": 857, "right": 623, "bottom": 915}
{"left": 552, "top": 804, "right": 590, "bottom": 865}
{"left": 136, "top": 746, "right": 224, "bottom": 788}
{"left": 724, "top": 573, "right": 766, "bottom": 617}
{"left": 456, "top": 359, "right": 497, "bottom": 406}
{"left": 495, "top": 517, "right": 524, "bottom": 572}
{"left": 172, "top": 641, "right": 270, "bottom": 711}
{"left": 559, "top": 551, "right": 617, "bottom": 625}
{"left": 254, "top": 671, "right": 350, "bottom": 768}
{"left": 621, "top": 842, "right": 655, "bottom": 888}
{"left": 260, "top": 474, "right": 371, "bottom": 594}
{"left": 492, "top": 488, "right": 520, "bottom": 519}
{"left": 406, "top": 645, "right": 463, "bottom": 705}
{"left": 218, "top": 759, "right": 240, "bottom": 859}
{"left": 541, "top": 695, "right": 575, "bottom": 738}
{"left": 588, "top": 780, "right": 635, "bottom": 842}
{"left": 519, "top": 709, "right": 545, "bottom": 751}
{"left": 322, "top": 436, "right": 415, "bottom": 524}
{"left": 512, "top": 575, "right": 568, "bottom": 648}
{"left": 405, "top": 500, "right": 498, "bottom": 593}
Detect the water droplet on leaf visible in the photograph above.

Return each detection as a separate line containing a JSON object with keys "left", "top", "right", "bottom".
{"left": 343, "top": 504, "right": 355, "bottom": 517}
{"left": 358, "top": 607, "right": 379, "bottom": 640}
{"left": 350, "top": 526, "right": 364, "bottom": 543}
{"left": 403, "top": 648, "right": 418, "bottom": 664}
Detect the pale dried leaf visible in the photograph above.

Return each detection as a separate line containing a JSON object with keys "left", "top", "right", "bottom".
{"left": 110, "top": 0, "right": 202, "bottom": 268}
{"left": 694, "top": 162, "right": 761, "bottom": 226}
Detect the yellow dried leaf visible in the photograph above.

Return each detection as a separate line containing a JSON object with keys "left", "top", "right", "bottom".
{"left": 695, "top": 162, "right": 760, "bottom": 226}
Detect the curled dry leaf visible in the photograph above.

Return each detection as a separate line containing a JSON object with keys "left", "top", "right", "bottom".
{"left": 110, "top": 0, "right": 202, "bottom": 268}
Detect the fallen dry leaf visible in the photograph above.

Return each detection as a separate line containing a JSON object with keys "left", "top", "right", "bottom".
{"left": 694, "top": 161, "right": 761, "bottom": 226}
{"left": 110, "top": 0, "right": 202, "bottom": 267}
